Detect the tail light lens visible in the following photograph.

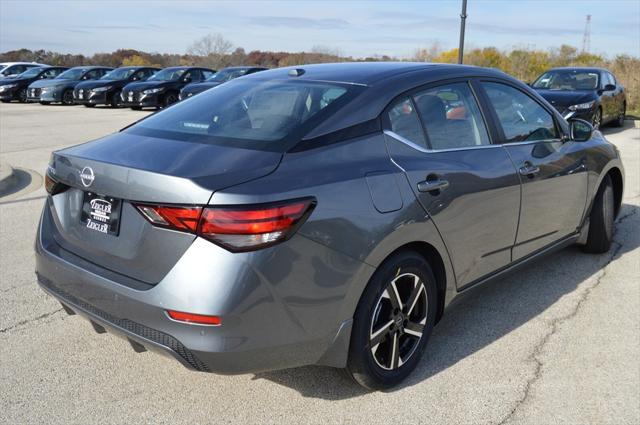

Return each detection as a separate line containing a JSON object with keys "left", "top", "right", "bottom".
{"left": 44, "top": 173, "right": 68, "bottom": 196}
{"left": 135, "top": 204, "right": 201, "bottom": 232}
{"left": 133, "top": 198, "right": 315, "bottom": 252}
{"left": 167, "top": 310, "right": 221, "bottom": 326}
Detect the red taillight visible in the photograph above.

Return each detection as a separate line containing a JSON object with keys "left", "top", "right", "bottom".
{"left": 199, "top": 198, "right": 315, "bottom": 251}
{"left": 135, "top": 204, "right": 202, "bottom": 232}
{"left": 134, "top": 198, "right": 315, "bottom": 252}
{"left": 167, "top": 310, "right": 221, "bottom": 326}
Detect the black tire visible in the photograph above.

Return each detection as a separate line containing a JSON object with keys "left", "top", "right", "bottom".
{"left": 110, "top": 91, "right": 122, "bottom": 108}
{"left": 39, "top": 101, "right": 51, "bottom": 105}
{"left": 582, "top": 175, "right": 614, "bottom": 254}
{"left": 163, "top": 92, "right": 178, "bottom": 108}
{"left": 17, "top": 88, "right": 27, "bottom": 103}
{"left": 83, "top": 104, "right": 95, "bottom": 108}
{"left": 592, "top": 107, "right": 602, "bottom": 130}
{"left": 131, "top": 106, "right": 142, "bottom": 111}
{"left": 613, "top": 103, "right": 626, "bottom": 127}
{"left": 346, "top": 250, "right": 437, "bottom": 390}
{"left": 61, "top": 89, "right": 74, "bottom": 105}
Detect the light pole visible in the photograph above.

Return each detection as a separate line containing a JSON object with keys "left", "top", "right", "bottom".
{"left": 458, "top": 0, "right": 468, "bottom": 64}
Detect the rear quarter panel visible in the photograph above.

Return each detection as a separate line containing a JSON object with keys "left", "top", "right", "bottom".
{"left": 209, "top": 133, "right": 456, "bottom": 336}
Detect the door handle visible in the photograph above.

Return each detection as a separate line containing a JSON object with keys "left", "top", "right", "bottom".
{"left": 417, "top": 177, "right": 449, "bottom": 193}
{"left": 519, "top": 163, "right": 540, "bottom": 176}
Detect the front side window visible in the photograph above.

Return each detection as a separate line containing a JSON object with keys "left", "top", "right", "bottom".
{"left": 482, "top": 82, "right": 558, "bottom": 143}
{"left": 202, "top": 70, "right": 215, "bottom": 80}
{"left": 414, "top": 83, "right": 490, "bottom": 149}
{"left": 129, "top": 79, "right": 357, "bottom": 150}
{"left": 387, "top": 97, "right": 427, "bottom": 148}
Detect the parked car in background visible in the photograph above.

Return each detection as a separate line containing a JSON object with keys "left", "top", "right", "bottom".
{"left": 120, "top": 66, "right": 214, "bottom": 109}
{"left": 179, "top": 66, "right": 267, "bottom": 100}
{"left": 27, "top": 66, "right": 113, "bottom": 105}
{"left": 73, "top": 66, "right": 159, "bottom": 108}
{"left": 0, "top": 66, "right": 68, "bottom": 103}
{"left": 37, "top": 62, "right": 624, "bottom": 390}
{"left": 531, "top": 67, "right": 626, "bottom": 129}
{"left": 0, "top": 62, "right": 49, "bottom": 78}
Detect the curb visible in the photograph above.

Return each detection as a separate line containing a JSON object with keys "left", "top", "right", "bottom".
{"left": 0, "top": 161, "right": 17, "bottom": 195}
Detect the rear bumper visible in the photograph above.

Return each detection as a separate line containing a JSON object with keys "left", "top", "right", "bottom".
{"left": 35, "top": 201, "right": 368, "bottom": 373}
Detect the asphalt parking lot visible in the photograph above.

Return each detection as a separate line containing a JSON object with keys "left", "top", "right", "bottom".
{"left": 0, "top": 102, "right": 638, "bottom": 424}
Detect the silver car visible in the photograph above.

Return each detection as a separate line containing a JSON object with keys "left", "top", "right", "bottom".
{"left": 36, "top": 62, "right": 624, "bottom": 389}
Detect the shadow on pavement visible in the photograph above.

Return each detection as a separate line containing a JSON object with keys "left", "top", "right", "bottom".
{"left": 0, "top": 169, "right": 33, "bottom": 198}
{"left": 600, "top": 119, "right": 637, "bottom": 136}
{"left": 253, "top": 203, "right": 639, "bottom": 399}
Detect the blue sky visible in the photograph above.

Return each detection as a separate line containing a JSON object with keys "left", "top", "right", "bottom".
{"left": 1, "top": 0, "right": 639, "bottom": 58}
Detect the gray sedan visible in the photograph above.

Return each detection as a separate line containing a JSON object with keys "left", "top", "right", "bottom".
{"left": 36, "top": 62, "right": 624, "bottom": 389}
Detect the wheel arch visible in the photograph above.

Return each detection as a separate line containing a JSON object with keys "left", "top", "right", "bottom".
{"left": 608, "top": 166, "right": 624, "bottom": 218}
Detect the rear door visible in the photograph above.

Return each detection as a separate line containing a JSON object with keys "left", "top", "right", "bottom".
{"left": 384, "top": 80, "right": 521, "bottom": 289}
{"left": 477, "top": 80, "right": 588, "bottom": 260}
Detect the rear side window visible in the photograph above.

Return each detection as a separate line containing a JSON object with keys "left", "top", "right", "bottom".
{"left": 482, "top": 82, "right": 558, "bottom": 143}
{"left": 387, "top": 97, "right": 428, "bottom": 148}
{"left": 130, "top": 79, "right": 358, "bottom": 150}
{"left": 414, "top": 83, "right": 490, "bottom": 149}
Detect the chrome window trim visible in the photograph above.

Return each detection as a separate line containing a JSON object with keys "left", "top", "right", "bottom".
{"left": 384, "top": 129, "right": 564, "bottom": 153}
{"left": 383, "top": 129, "right": 501, "bottom": 153}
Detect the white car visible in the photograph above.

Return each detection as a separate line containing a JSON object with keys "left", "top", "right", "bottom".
{"left": 0, "top": 62, "right": 49, "bottom": 78}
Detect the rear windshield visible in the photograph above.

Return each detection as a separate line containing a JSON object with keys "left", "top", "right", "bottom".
{"left": 127, "top": 79, "right": 361, "bottom": 151}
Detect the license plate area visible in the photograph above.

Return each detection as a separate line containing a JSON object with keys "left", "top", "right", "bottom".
{"left": 81, "top": 192, "right": 122, "bottom": 236}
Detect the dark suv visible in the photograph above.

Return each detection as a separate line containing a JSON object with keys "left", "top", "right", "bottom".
{"left": 121, "top": 66, "right": 215, "bottom": 109}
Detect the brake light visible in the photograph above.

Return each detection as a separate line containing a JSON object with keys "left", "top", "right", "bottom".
{"left": 135, "top": 204, "right": 202, "bottom": 232}
{"left": 133, "top": 198, "right": 315, "bottom": 252}
{"left": 167, "top": 310, "right": 221, "bottom": 326}
{"left": 44, "top": 173, "right": 68, "bottom": 195}
{"left": 199, "top": 198, "right": 315, "bottom": 251}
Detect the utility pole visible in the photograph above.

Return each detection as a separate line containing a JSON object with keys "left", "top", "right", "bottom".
{"left": 458, "top": 0, "right": 468, "bottom": 64}
{"left": 582, "top": 14, "right": 592, "bottom": 53}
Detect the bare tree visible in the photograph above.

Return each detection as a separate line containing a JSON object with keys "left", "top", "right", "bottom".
{"left": 187, "top": 33, "right": 233, "bottom": 68}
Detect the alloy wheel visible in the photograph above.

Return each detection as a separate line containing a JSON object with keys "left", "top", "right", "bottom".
{"left": 593, "top": 108, "right": 602, "bottom": 129}
{"left": 18, "top": 88, "right": 27, "bottom": 103}
{"left": 369, "top": 272, "right": 428, "bottom": 370}
{"left": 62, "top": 90, "right": 74, "bottom": 105}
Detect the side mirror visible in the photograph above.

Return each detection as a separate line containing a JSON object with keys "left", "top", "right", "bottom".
{"left": 603, "top": 84, "right": 616, "bottom": 91}
{"left": 569, "top": 118, "right": 593, "bottom": 142}
{"left": 183, "top": 76, "right": 192, "bottom": 83}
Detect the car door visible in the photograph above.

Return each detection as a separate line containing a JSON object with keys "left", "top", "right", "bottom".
{"left": 477, "top": 80, "right": 588, "bottom": 260}
{"left": 600, "top": 72, "right": 616, "bottom": 121}
{"left": 384, "top": 80, "right": 521, "bottom": 289}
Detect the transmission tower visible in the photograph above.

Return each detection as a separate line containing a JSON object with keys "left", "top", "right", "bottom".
{"left": 582, "top": 15, "right": 592, "bottom": 53}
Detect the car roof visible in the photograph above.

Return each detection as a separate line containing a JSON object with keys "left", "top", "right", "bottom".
{"left": 0, "top": 62, "right": 47, "bottom": 66}
{"left": 241, "top": 61, "right": 502, "bottom": 86}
